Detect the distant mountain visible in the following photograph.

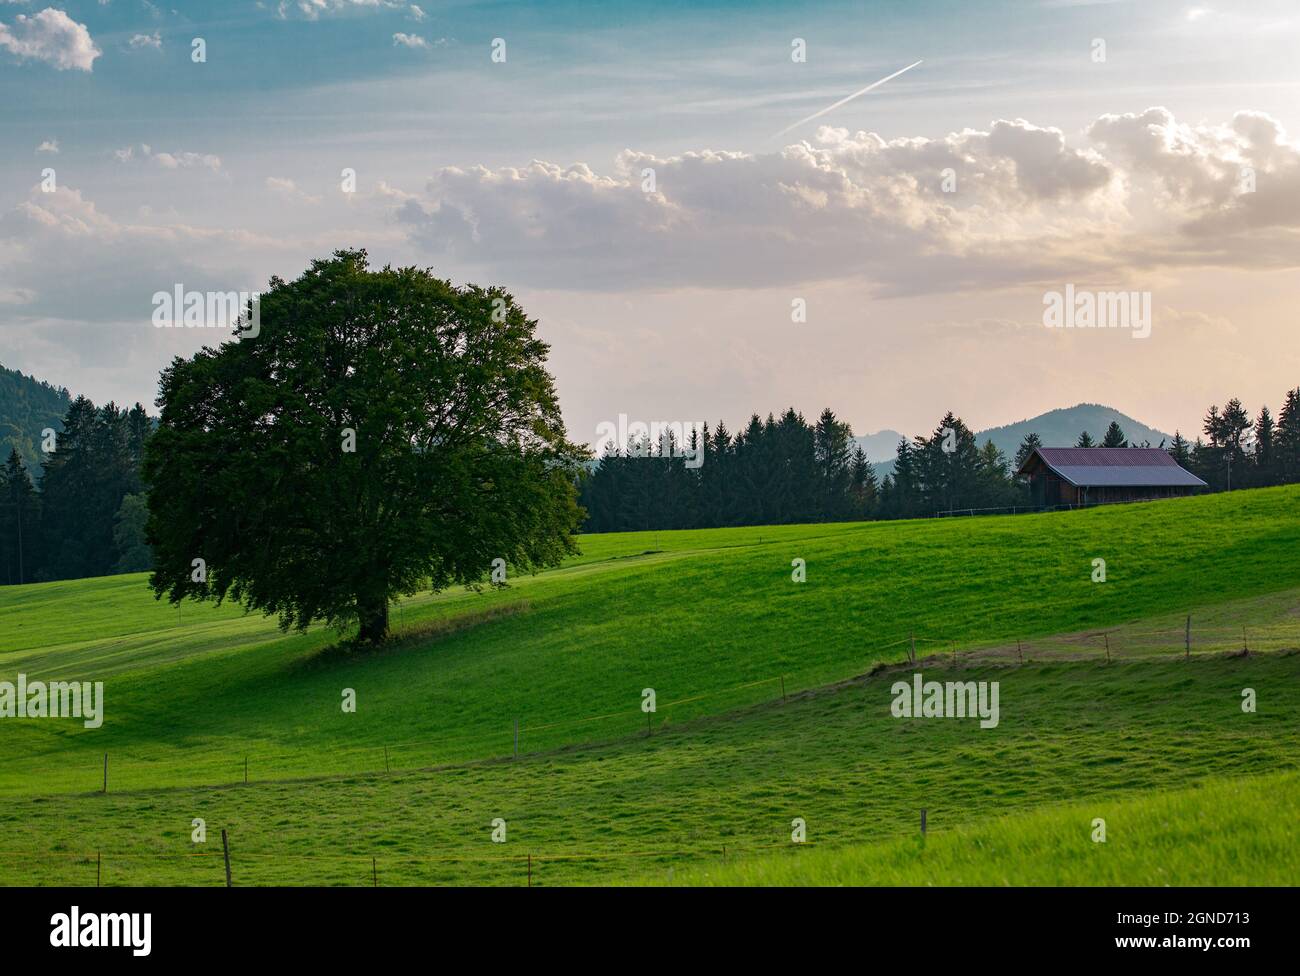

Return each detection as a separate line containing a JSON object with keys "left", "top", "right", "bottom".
{"left": 853, "top": 429, "right": 907, "bottom": 464}
{"left": 977, "top": 403, "right": 1173, "bottom": 457}
{"left": 863, "top": 403, "right": 1175, "bottom": 481}
{"left": 0, "top": 362, "right": 71, "bottom": 479}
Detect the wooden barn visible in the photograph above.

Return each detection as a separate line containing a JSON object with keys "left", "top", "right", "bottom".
{"left": 1016, "top": 447, "right": 1207, "bottom": 506}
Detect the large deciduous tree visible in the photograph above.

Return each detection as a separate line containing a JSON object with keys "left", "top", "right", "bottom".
{"left": 144, "top": 250, "right": 585, "bottom": 643}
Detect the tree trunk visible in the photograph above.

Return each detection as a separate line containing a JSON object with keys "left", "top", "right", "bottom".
{"left": 357, "top": 597, "right": 389, "bottom": 644}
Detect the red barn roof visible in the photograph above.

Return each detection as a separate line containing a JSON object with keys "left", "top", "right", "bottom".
{"left": 1016, "top": 447, "right": 1207, "bottom": 488}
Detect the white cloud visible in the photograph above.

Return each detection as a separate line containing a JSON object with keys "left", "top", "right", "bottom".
{"left": 128, "top": 31, "right": 161, "bottom": 50}
{"left": 265, "top": 176, "right": 322, "bottom": 204}
{"left": 286, "top": 0, "right": 403, "bottom": 21}
{"left": 408, "top": 4, "right": 425, "bottom": 21}
{"left": 392, "top": 32, "right": 426, "bottom": 49}
{"left": 114, "top": 143, "right": 223, "bottom": 172}
{"left": 395, "top": 119, "right": 1118, "bottom": 293}
{"left": 36, "top": 139, "right": 59, "bottom": 154}
{"left": 0, "top": 7, "right": 101, "bottom": 71}
{"left": 0, "top": 184, "right": 265, "bottom": 326}
{"left": 392, "top": 108, "right": 1300, "bottom": 294}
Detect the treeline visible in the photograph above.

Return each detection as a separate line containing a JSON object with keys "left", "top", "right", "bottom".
{"left": 579, "top": 389, "right": 1300, "bottom": 531}
{"left": 579, "top": 408, "right": 1024, "bottom": 531}
{"left": 0, "top": 397, "right": 152, "bottom": 586}
{"left": 1173, "top": 390, "right": 1300, "bottom": 491}
{"left": 5, "top": 388, "right": 1299, "bottom": 583}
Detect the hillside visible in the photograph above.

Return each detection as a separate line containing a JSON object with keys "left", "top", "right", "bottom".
{"left": 0, "top": 362, "right": 70, "bottom": 478}
{"left": 977, "top": 402, "right": 1174, "bottom": 456}
{"left": 0, "top": 486, "right": 1297, "bottom": 885}
{"left": 1, "top": 651, "right": 1295, "bottom": 886}
{"left": 853, "top": 428, "right": 907, "bottom": 463}
{"left": 638, "top": 771, "right": 1300, "bottom": 886}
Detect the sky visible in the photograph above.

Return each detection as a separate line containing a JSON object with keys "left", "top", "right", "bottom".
{"left": 2, "top": 0, "right": 1299, "bottom": 447}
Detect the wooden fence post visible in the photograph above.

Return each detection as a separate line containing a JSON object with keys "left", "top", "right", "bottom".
{"left": 102, "top": 753, "right": 108, "bottom": 794}
{"left": 221, "top": 829, "right": 232, "bottom": 888}
{"left": 372, "top": 856, "right": 378, "bottom": 887}
{"left": 909, "top": 632, "right": 916, "bottom": 665}
{"left": 1242, "top": 625, "right": 1248, "bottom": 653}
{"left": 920, "top": 809, "right": 927, "bottom": 835}
{"left": 527, "top": 854, "right": 532, "bottom": 888}
{"left": 1017, "top": 639, "right": 1023, "bottom": 665}
{"left": 384, "top": 745, "right": 390, "bottom": 774}
{"left": 781, "top": 675, "right": 786, "bottom": 703}
{"left": 1104, "top": 633, "right": 1110, "bottom": 663}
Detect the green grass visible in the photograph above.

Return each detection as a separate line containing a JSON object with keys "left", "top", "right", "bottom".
{"left": 1, "top": 487, "right": 1298, "bottom": 885}
{"left": 0, "top": 653, "right": 1295, "bottom": 885}
{"left": 635, "top": 770, "right": 1300, "bottom": 886}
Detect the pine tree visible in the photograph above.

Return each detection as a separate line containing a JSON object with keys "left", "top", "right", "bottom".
{"left": 1076, "top": 431, "right": 1095, "bottom": 448}
{"left": 813, "top": 407, "right": 854, "bottom": 520}
{"left": 848, "top": 445, "right": 877, "bottom": 518}
{"left": 883, "top": 440, "right": 919, "bottom": 519}
{"left": 1275, "top": 388, "right": 1300, "bottom": 484}
{"left": 1252, "top": 406, "right": 1275, "bottom": 486}
{"left": 1219, "top": 398, "right": 1252, "bottom": 490}
{"left": 0, "top": 449, "right": 40, "bottom": 585}
{"left": 1202, "top": 405, "right": 1221, "bottom": 446}
{"left": 1013, "top": 432, "right": 1042, "bottom": 470}
{"left": 915, "top": 413, "right": 983, "bottom": 514}
{"left": 1101, "top": 421, "right": 1128, "bottom": 448}
{"left": 702, "top": 420, "right": 731, "bottom": 527}
{"left": 1168, "top": 431, "right": 1192, "bottom": 469}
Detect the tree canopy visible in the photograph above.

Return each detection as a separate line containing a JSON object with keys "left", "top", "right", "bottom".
{"left": 144, "top": 250, "right": 585, "bottom": 642}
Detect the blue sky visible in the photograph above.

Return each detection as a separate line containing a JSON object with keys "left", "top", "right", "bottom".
{"left": 3, "top": 0, "right": 1300, "bottom": 444}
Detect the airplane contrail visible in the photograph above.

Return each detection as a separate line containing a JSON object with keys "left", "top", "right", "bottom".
{"left": 773, "top": 59, "right": 923, "bottom": 139}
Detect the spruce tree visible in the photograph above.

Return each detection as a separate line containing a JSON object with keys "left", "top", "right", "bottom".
{"left": 0, "top": 449, "right": 40, "bottom": 585}
{"left": 1252, "top": 406, "right": 1275, "bottom": 486}
{"left": 1014, "top": 432, "right": 1042, "bottom": 470}
{"left": 1276, "top": 388, "right": 1300, "bottom": 483}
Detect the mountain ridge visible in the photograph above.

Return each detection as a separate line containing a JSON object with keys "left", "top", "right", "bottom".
{"left": 861, "top": 403, "right": 1176, "bottom": 480}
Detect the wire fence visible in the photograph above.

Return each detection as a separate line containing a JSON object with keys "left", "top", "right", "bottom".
{"left": 2, "top": 609, "right": 1297, "bottom": 885}
{"left": 932, "top": 495, "right": 1198, "bottom": 519}
{"left": 0, "top": 836, "right": 823, "bottom": 887}
{"left": 3, "top": 609, "right": 1297, "bottom": 802}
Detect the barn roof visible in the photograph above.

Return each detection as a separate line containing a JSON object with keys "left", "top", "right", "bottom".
{"left": 1016, "top": 447, "right": 1207, "bottom": 488}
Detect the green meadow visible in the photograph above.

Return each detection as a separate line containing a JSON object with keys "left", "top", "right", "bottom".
{"left": 1, "top": 486, "right": 1298, "bottom": 885}
{"left": 638, "top": 771, "right": 1300, "bottom": 887}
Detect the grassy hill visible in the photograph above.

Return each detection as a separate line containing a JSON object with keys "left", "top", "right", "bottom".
{"left": 636, "top": 771, "right": 1300, "bottom": 886}
{"left": 1, "top": 486, "right": 1298, "bottom": 885}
